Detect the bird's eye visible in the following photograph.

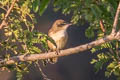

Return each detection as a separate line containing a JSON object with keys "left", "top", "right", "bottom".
{"left": 58, "top": 23, "right": 66, "bottom": 27}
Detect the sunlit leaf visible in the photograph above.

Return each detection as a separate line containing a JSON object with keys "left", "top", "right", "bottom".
{"left": 32, "top": 0, "right": 40, "bottom": 12}
{"left": 85, "top": 27, "right": 94, "bottom": 38}
{"left": 39, "top": 0, "right": 50, "bottom": 16}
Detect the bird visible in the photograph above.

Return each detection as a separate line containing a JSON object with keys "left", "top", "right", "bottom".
{"left": 47, "top": 19, "right": 72, "bottom": 63}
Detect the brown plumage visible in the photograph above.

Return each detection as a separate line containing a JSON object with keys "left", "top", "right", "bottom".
{"left": 47, "top": 19, "right": 72, "bottom": 63}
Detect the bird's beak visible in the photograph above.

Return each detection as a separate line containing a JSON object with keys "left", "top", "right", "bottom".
{"left": 63, "top": 23, "right": 73, "bottom": 29}
{"left": 68, "top": 23, "right": 72, "bottom": 26}
{"left": 66, "top": 23, "right": 72, "bottom": 27}
{"left": 63, "top": 23, "right": 72, "bottom": 29}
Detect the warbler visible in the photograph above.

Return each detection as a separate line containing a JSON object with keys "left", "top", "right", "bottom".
{"left": 47, "top": 19, "right": 72, "bottom": 63}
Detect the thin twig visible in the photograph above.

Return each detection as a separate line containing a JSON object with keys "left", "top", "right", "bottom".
{"left": 34, "top": 62, "right": 51, "bottom": 80}
{"left": 111, "top": 2, "right": 120, "bottom": 34}
{"left": 0, "top": 7, "right": 7, "bottom": 12}
{"left": 100, "top": 20, "right": 106, "bottom": 33}
{"left": 116, "top": 41, "right": 120, "bottom": 60}
{"left": 0, "top": 1, "right": 120, "bottom": 67}
{"left": 0, "top": 34, "right": 116, "bottom": 66}
{"left": 0, "top": 0, "right": 17, "bottom": 29}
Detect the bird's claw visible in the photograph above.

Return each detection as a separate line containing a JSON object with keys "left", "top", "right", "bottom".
{"left": 55, "top": 49, "right": 60, "bottom": 55}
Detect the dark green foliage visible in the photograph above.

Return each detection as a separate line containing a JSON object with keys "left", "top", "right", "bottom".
{"left": 32, "top": 0, "right": 50, "bottom": 16}
{"left": 0, "top": 0, "right": 120, "bottom": 80}
{"left": 85, "top": 26, "right": 94, "bottom": 38}
{"left": 0, "top": 0, "right": 55, "bottom": 79}
{"left": 39, "top": 0, "right": 50, "bottom": 16}
{"left": 53, "top": 0, "right": 119, "bottom": 36}
{"left": 91, "top": 41, "right": 120, "bottom": 79}
{"left": 32, "top": 0, "right": 40, "bottom": 13}
{"left": 51, "top": 0, "right": 120, "bottom": 80}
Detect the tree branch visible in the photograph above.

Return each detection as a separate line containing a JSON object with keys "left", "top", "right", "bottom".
{"left": 0, "top": 0, "right": 17, "bottom": 29}
{"left": 0, "top": 1, "right": 120, "bottom": 67}
{"left": 111, "top": 2, "right": 120, "bottom": 34}
{"left": 0, "top": 34, "right": 116, "bottom": 66}
{"left": 100, "top": 20, "right": 105, "bottom": 33}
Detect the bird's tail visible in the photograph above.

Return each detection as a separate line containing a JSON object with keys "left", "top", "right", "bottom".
{"left": 48, "top": 57, "right": 58, "bottom": 64}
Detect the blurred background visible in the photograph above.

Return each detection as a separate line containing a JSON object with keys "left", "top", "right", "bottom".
{"left": 0, "top": 4, "right": 115, "bottom": 80}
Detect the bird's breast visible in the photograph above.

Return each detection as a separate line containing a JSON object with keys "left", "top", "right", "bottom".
{"left": 48, "top": 30, "right": 68, "bottom": 50}
{"left": 49, "top": 30, "right": 67, "bottom": 41}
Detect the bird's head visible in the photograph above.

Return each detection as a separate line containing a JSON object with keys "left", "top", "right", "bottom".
{"left": 52, "top": 19, "right": 72, "bottom": 30}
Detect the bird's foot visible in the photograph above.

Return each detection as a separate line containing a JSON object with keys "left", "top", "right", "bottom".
{"left": 45, "top": 50, "right": 59, "bottom": 64}
{"left": 55, "top": 49, "right": 60, "bottom": 55}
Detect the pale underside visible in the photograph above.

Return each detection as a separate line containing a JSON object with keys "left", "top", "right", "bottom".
{"left": 48, "top": 30, "right": 68, "bottom": 51}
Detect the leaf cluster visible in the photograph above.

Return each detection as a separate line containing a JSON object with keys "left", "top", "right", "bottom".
{"left": 91, "top": 41, "right": 120, "bottom": 80}
{"left": 0, "top": 0, "right": 120, "bottom": 80}
{"left": 50, "top": 0, "right": 120, "bottom": 79}
{"left": 0, "top": 0, "right": 55, "bottom": 79}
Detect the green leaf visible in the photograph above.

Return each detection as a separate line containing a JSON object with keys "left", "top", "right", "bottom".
{"left": 41, "top": 40, "right": 49, "bottom": 51}
{"left": 114, "top": 70, "right": 120, "bottom": 76}
{"left": 85, "top": 27, "right": 94, "bottom": 38}
{"left": 85, "top": 0, "right": 91, "bottom": 5}
{"left": 91, "top": 48, "right": 96, "bottom": 53}
{"left": 91, "top": 59, "right": 97, "bottom": 64}
{"left": 16, "top": 71, "right": 23, "bottom": 80}
{"left": 53, "top": 0, "right": 59, "bottom": 7}
{"left": 109, "top": 0, "right": 117, "bottom": 9}
{"left": 39, "top": 0, "right": 50, "bottom": 16}
{"left": 90, "top": 5, "right": 98, "bottom": 18}
{"left": 47, "top": 36, "right": 57, "bottom": 48}
{"left": 105, "top": 71, "right": 111, "bottom": 77}
{"left": 30, "top": 46, "right": 41, "bottom": 54}
{"left": 90, "top": 4, "right": 102, "bottom": 19}
{"left": 32, "top": 0, "right": 40, "bottom": 12}
{"left": 107, "top": 61, "right": 117, "bottom": 69}
{"left": 117, "top": 77, "right": 120, "bottom": 80}
{"left": 94, "top": 60, "right": 104, "bottom": 72}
